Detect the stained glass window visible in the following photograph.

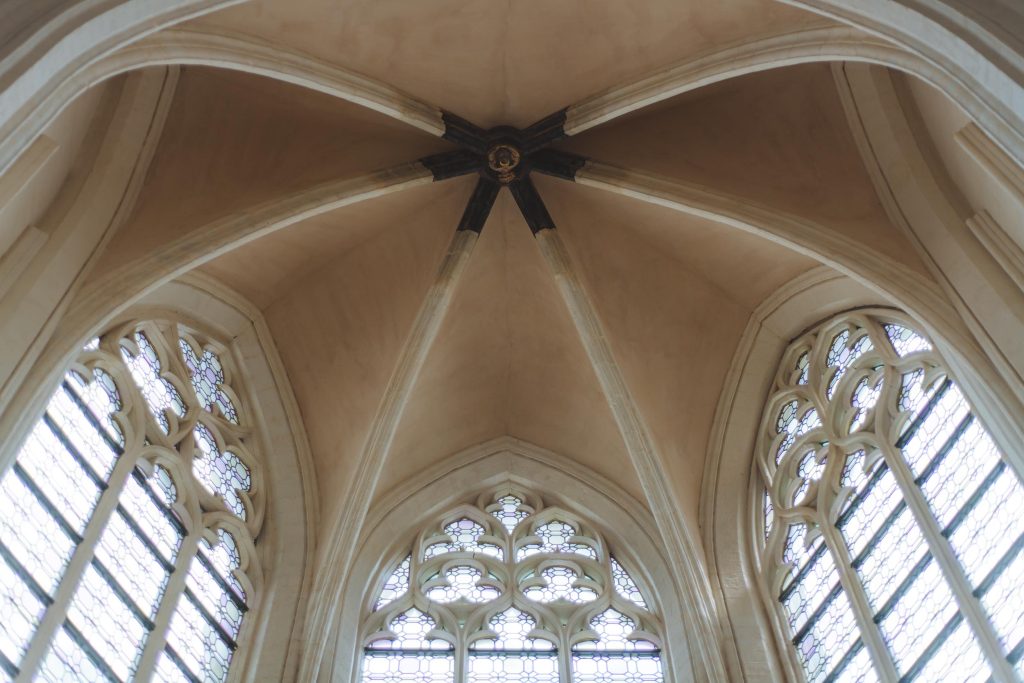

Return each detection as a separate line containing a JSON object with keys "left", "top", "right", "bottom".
{"left": 759, "top": 312, "right": 1024, "bottom": 682}
{"left": 0, "top": 320, "right": 263, "bottom": 682}
{"left": 362, "top": 490, "right": 663, "bottom": 682}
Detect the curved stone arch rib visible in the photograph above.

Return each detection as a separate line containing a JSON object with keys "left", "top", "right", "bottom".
{"left": 576, "top": 161, "right": 977, "bottom": 362}
{"left": 329, "top": 436, "right": 692, "bottom": 683}
{"left": 564, "top": 26, "right": 1024, "bottom": 169}
{"left": 780, "top": 0, "right": 1024, "bottom": 166}
{"left": 0, "top": 1, "right": 245, "bottom": 176}
{"left": 0, "top": 25, "right": 445, "bottom": 177}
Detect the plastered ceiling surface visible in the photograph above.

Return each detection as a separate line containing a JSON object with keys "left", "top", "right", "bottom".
{"left": 93, "top": 0, "right": 928, "bottom": 539}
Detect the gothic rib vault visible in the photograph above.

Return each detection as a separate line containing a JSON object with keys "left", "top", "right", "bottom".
{"left": 3, "top": 1, "right": 1024, "bottom": 680}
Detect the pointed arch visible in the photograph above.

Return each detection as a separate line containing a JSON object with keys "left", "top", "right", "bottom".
{"left": 326, "top": 437, "right": 696, "bottom": 682}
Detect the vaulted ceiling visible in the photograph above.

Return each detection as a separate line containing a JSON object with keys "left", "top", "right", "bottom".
{"left": 89, "top": 0, "right": 934, "bottom": 543}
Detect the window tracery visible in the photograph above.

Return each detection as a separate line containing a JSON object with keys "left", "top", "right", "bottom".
{"left": 757, "top": 311, "right": 1024, "bottom": 682}
{"left": 0, "top": 318, "right": 263, "bottom": 682}
{"left": 361, "top": 489, "right": 664, "bottom": 682}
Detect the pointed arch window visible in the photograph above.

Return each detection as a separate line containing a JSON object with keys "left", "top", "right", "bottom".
{"left": 361, "top": 489, "right": 665, "bottom": 682}
{"left": 757, "top": 311, "right": 1024, "bottom": 682}
{"left": 0, "top": 319, "right": 263, "bottom": 682}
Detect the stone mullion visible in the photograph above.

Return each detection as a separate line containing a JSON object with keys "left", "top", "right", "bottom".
{"left": 133, "top": 532, "right": 202, "bottom": 682}
{"left": 875, "top": 365, "right": 1016, "bottom": 682}
{"left": 816, "top": 509, "right": 900, "bottom": 681}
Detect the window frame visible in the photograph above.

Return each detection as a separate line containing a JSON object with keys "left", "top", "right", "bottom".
{"left": 356, "top": 485, "right": 674, "bottom": 683}
{"left": 753, "top": 308, "right": 1024, "bottom": 683}
{"left": 0, "top": 313, "right": 266, "bottom": 683}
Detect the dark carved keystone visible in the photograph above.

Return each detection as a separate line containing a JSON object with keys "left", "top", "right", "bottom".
{"left": 419, "top": 109, "right": 587, "bottom": 234}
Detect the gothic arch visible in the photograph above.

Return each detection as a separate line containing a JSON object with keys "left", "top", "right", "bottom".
{"left": 326, "top": 437, "right": 697, "bottom": 683}
{"left": 701, "top": 267, "right": 1024, "bottom": 680}
{"left": 0, "top": 273, "right": 315, "bottom": 681}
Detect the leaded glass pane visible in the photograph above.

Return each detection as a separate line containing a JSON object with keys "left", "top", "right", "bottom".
{"left": 152, "top": 649, "right": 194, "bottom": 683}
{"left": 423, "top": 519, "right": 501, "bottom": 559}
{"left": 0, "top": 320, "right": 261, "bottom": 683}
{"left": 883, "top": 324, "right": 931, "bottom": 357}
{"left": 610, "top": 558, "right": 647, "bottom": 609}
{"left": 980, "top": 543, "right": 1024, "bottom": 651}
{"left": 0, "top": 550, "right": 45, "bottom": 666}
{"left": 781, "top": 544, "right": 840, "bottom": 636}
{"left": 192, "top": 423, "right": 250, "bottom": 520}
{"left": 946, "top": 465, "right": 1024, "bottom": 585}
{"left": 361, "top": 651, "right": 454, "bottom": 683}
{"left": 375, "top": 555, "right": 411, "bottom": 610}
{"left": 36, "top": 625, "right": 114, "bottom": 683}
{"left": 523, "top": 565, "right": 597, "bottom": 604}
{"left": 793, "top": 588, "right": 859, "bottom": 682}
{"left": 877, "top": 556, "right": 959, "bottom": 673}
{"left": 365, "top": 490, "right": 667, "bottom": 683}
{"left": 762, "top": 314, "right": 1023, "bottom": 683}
{"left": 164, "top": 592, "right": 234, "bottom": 683}
{"left": 909, "top": 618, "right": 988, "bottom": 683}
{"left": 518, "top": 520, "right": 597, "bottom": 560}
{"left": 179, "top": 339, "right": 238, "bottom": 424}
{"left": 184, "top": 532, "right": 247, "bottom": 643}
{"left": 490, "top": 495, "right": 530, "bottom": 533}
{"left": 122, "top": 332, "right": 185, "bottom": 434}
{"left": 62, "top": 563, "right": 148, "bottom": 680}
{"left": 829, "top": 644, "right": 878, "bottom": 683}
{"left": 425, "top": 565, "right": 499, "bottom": 604}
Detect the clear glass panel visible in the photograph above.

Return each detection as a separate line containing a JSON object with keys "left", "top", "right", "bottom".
{"left": 918, "top": 419, "right": 1000, "bottom": 529}
{"left": 517, "top": 520, "right": 597, "bottom": 560}
{"left": 610, "top": 557, "right": 647, "bottom": 609}
{"left": 522, "top": 565, "right": 597, "bottom": 604}
{"left": 122, "top": 332, "right": 185, "bottom": 434}
{"left": 0, "top": 550, "right": 45, "bottom": 666}
{"left": 947, "top": 465, "right": 1024, "bottom": 585}
{"left": 164, "top": 592, "right": 234, "bottom": 683}
{"left": 980, "top": 543, "right": 1024, "bottom": 651}
{"left": 375, "top": 555, "right": 411, "bottom": 610}
{"left": 908, "top": 618, "right": 989, "bottom": 683}
{"left": 489, "top": 495, "right": 530, "bottom": 533}
{"left": 424, "top": 565, "right": 500, "bottom": 604}
{"left": 855, "top": 508, "right": 929, "bottom": 611}
{"left": 179, "top": 339, "right": 238, "bottom": 423}
{"left": 423, "top": 519, "right": 501, "bottom": 559}
{"left": 878, "top": 561, "right": 959, "bottom": 673}
{"left": 793, "top": 588, "right": 859, "bottom": 683}
{"left": 93, "top": 509, "right": 171, "bottom": 619}
{"left": 36, "top": 625, "right": 114, "bottom": 683}
{"left": 573, "top": 609, "right": 657, "bottom": 652}
{"left": 367, "top": 609, "right": 451, "bottom": 651}
{"left": 361, "top": 651, "right": 454, "bottom": 683}
{"left": 118, "top": 472, "right": 183, "bottom": 565}
{"left": 826, "top": 330, "right": 873, "bottom": 400}
{"left": 192, "top": 423, "right": 250, "bottom": 520}
{"left": 571, "top": 652, "right": 664, "bottom": 683}
{"left": 0, "top": 468, "right": 76, "bottom": 594}
{"left": 781, "top": 545, "right": 840, "bottom": 637}
{"left": 899, "top": 383, "right": 970, "bottom": 475}
{"left": 152, "top": 649, "right": 193, "bottom": 683}
{"left": 20, "top": 420, "right": 102, "bottom": 532}
{"left": 62, "top": 563, "right": 148, "bottom": 680}
{"left": 883, "top": 324, "right": 932, "bottom": 357}
{"left": 829, "top": 644, "right": 879, "bottom": 683}
{"left": 468, "top": 607, "right": 558, "bottom": 682}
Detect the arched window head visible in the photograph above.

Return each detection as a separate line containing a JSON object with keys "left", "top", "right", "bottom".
{"left": 361, "top": 488, "right": 665, "bottom": 682}
{"left": 0, "top": 318, "right": 264, "bottom": 682}
{"left": 757, "top": 311, "right": 1024, "bottom": 682}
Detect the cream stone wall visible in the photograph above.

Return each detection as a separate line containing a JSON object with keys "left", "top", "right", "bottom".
{"left": 0, "top": 1, "right": 1023, "bottom": 681}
